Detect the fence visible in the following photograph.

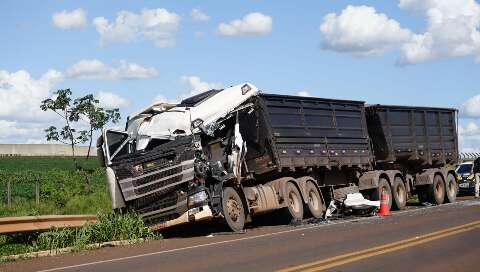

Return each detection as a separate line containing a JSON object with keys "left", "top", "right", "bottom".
{"left": 0, "top": 169, "right": 108, "bottom": 215}
{"left": 2, "top": 179, "right": 41, "bottom": 208}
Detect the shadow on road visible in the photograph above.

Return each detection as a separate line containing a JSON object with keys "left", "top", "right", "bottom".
{"left": 159, "top": 211, "right": 291, "bottom": 239}
{"left": 159, "top": 197, "right": 475, "bottom": 239}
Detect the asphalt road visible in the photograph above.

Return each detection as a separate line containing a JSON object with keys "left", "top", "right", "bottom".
{"left": 2, "top": 198, "right": 480, "bottom": 272}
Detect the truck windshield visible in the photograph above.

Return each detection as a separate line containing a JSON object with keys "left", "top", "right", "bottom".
{"left": 177, "top": 89, "right": 222, "bottom": 107}
{"left": 456, "top": 163, "right": 472, "bottom": 174}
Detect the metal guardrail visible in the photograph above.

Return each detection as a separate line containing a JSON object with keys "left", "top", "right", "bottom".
{"left": 0, "top": 215, "right": 97, "bottom": 234}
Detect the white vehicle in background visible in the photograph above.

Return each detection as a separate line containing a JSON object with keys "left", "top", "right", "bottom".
{"left": 456, "top": 161, "right": 476, "bottom": 195}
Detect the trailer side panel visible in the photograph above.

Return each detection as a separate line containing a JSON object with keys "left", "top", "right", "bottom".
{"left": 258, "top": 94, "right": 373, "bottom": 170}
{"left": 366, "top": 105, "right": 458, "bottom": 168}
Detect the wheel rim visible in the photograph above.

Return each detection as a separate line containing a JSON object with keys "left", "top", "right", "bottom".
{"left": 433, "top": 178, "right": 445, "bottom": 203}
{"left": 308, "top": 189, "right": 319, "bottom": 209}
{"left": 288, "top": 191, "right": 301, "bottom": 214}
{"left": 447, "top": 180, "right": 455, "bottom": 197}
{"left": 435, "top": 181, "right": 443, "bottom": 197}
{"left": 226, "top": 197, "right": 241, "bottom": 222}
{"left": 396, "top": 184, "right": 405, "bottom": 204}
{"left": 381, "top": 186, "right": 390, "bottom": 199}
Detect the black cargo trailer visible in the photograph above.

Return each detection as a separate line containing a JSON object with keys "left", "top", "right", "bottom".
{"left": 239, "top": 94, "right": 373, "bottom": 177}
{"left": 365, "top": 105, "right": 458, "bottom": 169}
{"left": 263, "top": 94, "right": 372, "bottom": 169}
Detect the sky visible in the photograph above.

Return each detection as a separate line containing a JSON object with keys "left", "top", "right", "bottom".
{"left": 1, "top": 0, "right": 480, "bottom": 152}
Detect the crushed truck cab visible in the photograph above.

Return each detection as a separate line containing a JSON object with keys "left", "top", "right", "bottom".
{"left": 98, "top": 83, "right": 259, "bottom": 228}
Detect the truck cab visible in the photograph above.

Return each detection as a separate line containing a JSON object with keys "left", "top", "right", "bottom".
{"left": 98, "top": 83, "right": 259, "bottom": 229}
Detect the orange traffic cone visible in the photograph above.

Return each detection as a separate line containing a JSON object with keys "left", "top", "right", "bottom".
{"left": 378, "top": 188, "right": 391, "bottom": 216}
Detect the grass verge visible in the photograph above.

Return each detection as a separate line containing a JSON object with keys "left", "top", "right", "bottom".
{"left": 0, "top": 212, "right": 160, "bottom": 258}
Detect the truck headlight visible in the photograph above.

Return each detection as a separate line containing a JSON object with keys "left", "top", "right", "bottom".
{"left": 191, "top": 118, "right": 204, "bottom": 128}
{"left": 188, "top": 190, "right": 208, "bottom": 208}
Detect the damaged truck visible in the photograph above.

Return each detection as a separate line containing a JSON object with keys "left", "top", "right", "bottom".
{"left": 97, "top": 83, "right": 459, "bottom": 231}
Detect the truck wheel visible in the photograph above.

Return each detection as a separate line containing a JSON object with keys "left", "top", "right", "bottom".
{"left": 305, "top": 181, "right": 324, "bottom": 218}
{"left": 444, "top": 173, "right": 457, "bottom": 203}
{"left": 283, "top": 182, "right": 304, "bottom": 221}
{"left": 222, "top": 187, "right": 246, "bottom": 232}
{"left": 372, "top": 178, "right": 392, "bottom": 210}
{"left": 428, "top": 174, "right": 445, "bottom": 205}
{"left": 391, "top": 177, "right": 407, "bottom": 210}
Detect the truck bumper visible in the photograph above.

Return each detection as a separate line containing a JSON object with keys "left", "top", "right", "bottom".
{"left": 150, "top": 204, "right": 213, "bottom": 231}
{"left": 106, "top": 167, "right": 126, "bottom": 209}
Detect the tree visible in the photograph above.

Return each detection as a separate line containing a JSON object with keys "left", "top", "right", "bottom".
{"left": 40, "top": 89, "right": 121, "bottom": 163}
{"left": 73, "top": 94, "right": 120, "bottom": 159}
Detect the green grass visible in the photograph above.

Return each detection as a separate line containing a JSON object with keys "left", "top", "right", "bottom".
{"left": 0, "top": 157, "right": 110, "bottom": 216}
{"left": 0, "top": 212, "right": 160, "bottom": 258}
{"left": 0, "top": 157, "right": 101, "bottom": 171}
{"left": 0, "top": 157, "right": 159, "bottom": 259}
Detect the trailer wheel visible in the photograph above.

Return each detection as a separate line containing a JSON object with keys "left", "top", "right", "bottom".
{"left": 444, "top": 173, "right": 457, "bottom": 203}
{"left": 283, "top": 182, "right": 304, "bottom": 221}
{"left": 305, "top": 181, "right": 324, "bottom": 218}
{"left": 222, "top": 187, "right": 246, "bottom": 232}
{"left": 372, "top": 178, "right": 392, "bottom": 210}
{"left": 391, "top": 177, "right": 407, "bottom": 210}
{"left": 428, "top": 174, "right": 445, "bottom": 205}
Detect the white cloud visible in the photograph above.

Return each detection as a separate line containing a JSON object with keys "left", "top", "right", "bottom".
{"left": 0, "top": 120, "right": 41, "bottom": 138}
{"left": 297, "top": 91, "right": 311, "bottom": 97}
{"left": 152, "top": 95, "right": 177, "bottom": 104}
{"left": 180, "top": 75, "right": 223, "bottom": 97}
{"left": 153, "top": 75, "right": 223, "bottom": 104}
{"left": 458, "top": 121, "right": 480, "bottom": 152}
{"left": 93, "top": 8, "right": 181, "bottom": 47}
{"left": 398, "top": 0, "right": 480, "bottom": 64}
{"left": 52, "top": 8, "right": 87, "bottom": 29}
{"left": 191, "top": 9, "right": 210, "bottom": 21}
{"left": 320, "top": 5, "right": 413, "bottom": 57}
{"left": 319, "top": 1, "right": 480, "bottom": 64}
{"left": 461, "top": 94, "right": 480, "bottom": 117}
{"left": 0, "top": 120, "right": 49, "bottom": 144}
{"left": 218, "top": 12, "right": 272, "bottom": 36}
{"left": 97, "top": 91, "right": 130, "bottom": 108}
{"left": 0, "top": 69, "right": 63, "bottom": 120}
{"left": 194, "top": 31, "right": 205, "bottom": 39}
{"left": 67, "top": 59, "right": 159, "bottom": 80}
{"left": 0, "top": 69, "right": 64, "bottom": 143}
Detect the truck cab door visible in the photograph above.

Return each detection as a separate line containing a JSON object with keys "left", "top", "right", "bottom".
{"left": 102, "top": 129, "right": 130, "bottom": 165}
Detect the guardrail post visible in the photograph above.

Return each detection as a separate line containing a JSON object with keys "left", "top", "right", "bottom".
{"left": 7, "top": 180, "right": 11, "bottom": 208}
{"left": 476, "top": 174, "right": 480, "bottom": 199}
{"left": 35, "top": 180, "right": 40, "bottom": 206}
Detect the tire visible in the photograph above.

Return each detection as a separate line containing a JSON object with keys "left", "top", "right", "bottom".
{"left": 283, "top": 182, "right": 304, "bottom": 221}
{"left": 305, "top": 181, "right": 324, "bottom": 218}
{"left": 444, "top": 173, "right": 457, "bottom": 203}
{"left": 391, "top": 176, "right": 407, "bottom": 210}
{"left": 428, "top": 174, "right": 445, "bottom": 205}
{"left": 222, "top": 187, "right": 246, "bottom": 232}
{"left": 372, "top": 178, "right": 392, "bottom": 210}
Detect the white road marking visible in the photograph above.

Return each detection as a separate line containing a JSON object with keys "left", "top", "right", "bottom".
{"left": 36, "top": 200, "right": 477, "bottom": 272}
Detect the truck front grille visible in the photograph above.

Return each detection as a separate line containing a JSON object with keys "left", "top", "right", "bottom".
{"left": 118, "top": 159, "right": 194, "bottom": 201}
{"left": 110, "top": 135, "right": 195, "bottom": 225}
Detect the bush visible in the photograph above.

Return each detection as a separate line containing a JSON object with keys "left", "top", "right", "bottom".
{"left": 0, "top": 212, "right": 160, "bottom": 257}
{"left": 37, "top": 212, "right": 159, "bottom": 252}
